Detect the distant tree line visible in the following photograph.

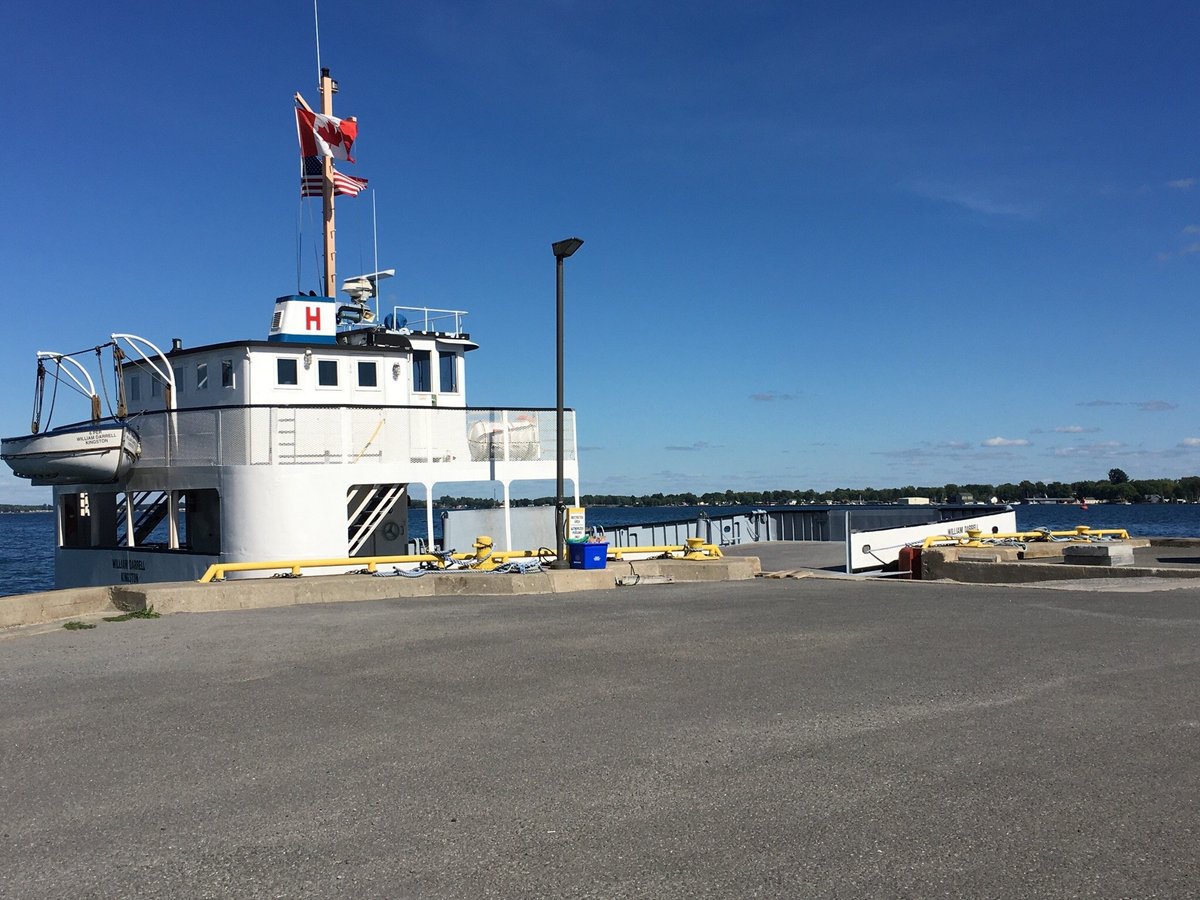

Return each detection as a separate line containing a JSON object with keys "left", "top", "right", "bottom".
{"left": 0, "top": 503, "right": 52, "bottom": 513}
{"left": 436, "top": 471, "right": 1200, "bottom": 509}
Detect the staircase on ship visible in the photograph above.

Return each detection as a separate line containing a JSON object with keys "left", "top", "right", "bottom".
{"left": 116, "top": 490, "right": 174, "bottom": 546}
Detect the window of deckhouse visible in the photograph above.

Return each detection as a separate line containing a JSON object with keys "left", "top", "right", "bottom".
{"left": 357, "top": 361, "right": 378, "bottom": 388}
{"left": 318, "top": 360, "right": 338, "bottom": 387}
{"left": 412, "top": 351, "right": 431, "bottom": 393}
{"left": 277, "top": 358, "right": 299, "bottom": 386}
{"left": 439, "top": 353, "right": 458, "bottom": 393}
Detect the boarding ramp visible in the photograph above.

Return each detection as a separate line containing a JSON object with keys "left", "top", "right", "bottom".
{"left": 603, "top": 505, "right": 1010, "bottom": 549}
{"left": 600, "top": 505, "right": 1015, "bottom": 573}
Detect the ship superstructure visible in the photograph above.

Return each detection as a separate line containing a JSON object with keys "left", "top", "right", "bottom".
{"left": 2, "top": 68, "right": 579, "bottom": 587}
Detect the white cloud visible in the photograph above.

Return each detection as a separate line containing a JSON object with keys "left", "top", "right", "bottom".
{"left": 1158, "top": 226, "right": 1200, "bottom": 262}
{"left": 1052, "top": 441, "right": 1124, "bottom": 457}
{"left": 877, "top": 446, "right": 938, "bottom": 460}
{"left": 1181, "top": 438, "right": 1200, "bottom": 447}
{"left": 981, "top": 436, "right": 1030, "bottom": 447}
{"left": 906, "top": 180, "right": 1038, "bottom": 218}
{"left": 1054, "top": 425, "right": 1099, "bottom": 434}
{"left": 1168, "top": 178, "right": 1197, "bottom": 190}
{"left": 1076, "top": 400, "right": 1177, "bottom": 411}
{"left": 877, "top": 440, "right": 975, "bottom": 459}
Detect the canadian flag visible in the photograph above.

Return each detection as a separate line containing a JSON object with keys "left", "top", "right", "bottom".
{"left": 295, "top": 108, "right": 357, "bottom": 163}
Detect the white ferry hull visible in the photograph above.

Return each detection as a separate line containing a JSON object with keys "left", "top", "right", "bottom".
{"left": 848, "top": 509, "right": 1018, "bottom": 572}
{"left": 2, "top": 424, "right": 141, "bottom": 486}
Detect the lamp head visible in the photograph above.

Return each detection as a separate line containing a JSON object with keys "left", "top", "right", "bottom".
{"left": 552, "top": 237, "right": 584, "bottom": 259}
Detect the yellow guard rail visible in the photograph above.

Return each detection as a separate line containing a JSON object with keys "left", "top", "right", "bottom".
{"left": 198, "top": 536, "right": 723, "bottom": 582}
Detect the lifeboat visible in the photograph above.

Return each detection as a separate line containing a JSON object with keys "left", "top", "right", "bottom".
{"left": 1, "top": 422, "right": 141, "bottom": 485}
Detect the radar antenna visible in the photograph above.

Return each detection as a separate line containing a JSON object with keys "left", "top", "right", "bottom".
{"left": 338, "top": 268, "right": 395, "bottom": 325}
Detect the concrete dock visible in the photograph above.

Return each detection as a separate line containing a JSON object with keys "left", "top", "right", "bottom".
{"left": 0, "top": 555, "right": 761, "bottom": 631}
{"left": 2, "top": 547, "right": 1199, "bottom": 897}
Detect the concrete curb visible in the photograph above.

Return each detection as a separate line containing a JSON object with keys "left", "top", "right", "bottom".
{"left": 925, "top": 559, "right": 1200, "bottom": 585}
{"left": 1, "top": 557, "right": 761, "bottom": 631}
{"left": 922, "top": 541, "right": 1200, "bottom": 585}
{"left": 606, "top": 557, "right": 760, "bottom": 583}
{"left": 0, "top": 586, "right": 119, "bottom": 630}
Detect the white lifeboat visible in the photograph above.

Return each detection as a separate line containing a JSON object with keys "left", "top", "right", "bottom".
{"left": 1, "top": 422, "right": 142, "bottom": 485}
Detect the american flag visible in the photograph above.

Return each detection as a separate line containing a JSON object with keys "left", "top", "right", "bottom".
{"left": 301, "top": 156, "right": 368, "bottom": 198}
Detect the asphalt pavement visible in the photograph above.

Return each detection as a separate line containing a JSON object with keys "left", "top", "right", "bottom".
{"left": 2, "top": 574, "right": 1199, "bottom": 898}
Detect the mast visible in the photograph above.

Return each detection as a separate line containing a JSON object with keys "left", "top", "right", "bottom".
{"left": 294, "top": 70, "right": 340, "bottom": 299}
{"left": 320, "top": 67, "right": 338, "bottom": 298}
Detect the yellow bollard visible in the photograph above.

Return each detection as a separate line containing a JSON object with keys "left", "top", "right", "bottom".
{"left": 472, "top": 535, "right": 499, "bottom": 570}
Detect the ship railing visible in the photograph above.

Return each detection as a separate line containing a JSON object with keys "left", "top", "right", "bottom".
{"left": 127, "top": 404, "right": 574, "bottom": 468}
{"left": 382, "top": 305, "right": 468, "bottom": 336}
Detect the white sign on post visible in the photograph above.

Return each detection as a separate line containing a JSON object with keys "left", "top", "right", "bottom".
{"left": 567, "top": 507, "right": 587, "bottom": 543}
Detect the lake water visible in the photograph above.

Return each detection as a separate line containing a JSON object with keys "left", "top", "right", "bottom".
{"left": 4, "top": 502, "right": 1200, "bottom": 598}
{"left": 0, "top": 513, "right": 57, "bottom": 597}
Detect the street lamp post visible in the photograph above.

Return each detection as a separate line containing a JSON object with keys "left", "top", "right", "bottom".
{"left": 551, "top": 237, "right": 584, "bottom": 569}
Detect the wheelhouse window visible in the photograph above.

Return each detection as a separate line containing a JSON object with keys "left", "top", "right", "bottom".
{"left": 412, "top": 351, "right": 431, "bottom": 392}
{"left": 173, "top": 367, "right": 184, "bottom": 395}
{"left": 277, "top": 358, "right": 299, "bottom": 386}
{"left": 151, "top": 379, "right": 161, "bottom": 398}
{"left": 196, "top": 362, "right": 208, "bottom": 390}
{"left": 318, "top": 359, "right": 338, "bottom": 387}
{"left": 129, "top": 375, "right": 141, "bottom": 402}
{"left": 221, "top": 359, "right": 235, "bottom": 388}
{"left": 439, "top": 352, "right": 458, "bottom": 393}
{"left": 357, "top": 361, "right": 378, "bottom": 388}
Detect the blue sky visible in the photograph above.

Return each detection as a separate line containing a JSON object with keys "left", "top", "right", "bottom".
{"left": 2, "top": 0, "right": 1198, "bottom": 502}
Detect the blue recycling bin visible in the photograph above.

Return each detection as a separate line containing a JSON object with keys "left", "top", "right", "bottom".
{"left": 568, "top": 542, "right": 608, "bottom": 570}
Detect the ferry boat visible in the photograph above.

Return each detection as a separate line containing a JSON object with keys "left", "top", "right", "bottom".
{"left": 1, "top": 68, "right": 580, "bottom": 588}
